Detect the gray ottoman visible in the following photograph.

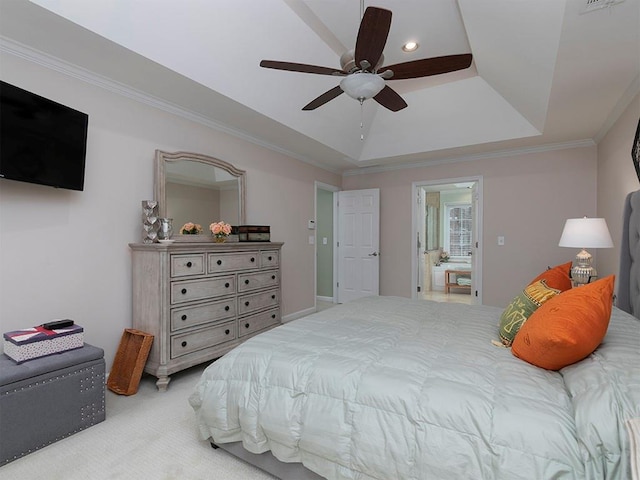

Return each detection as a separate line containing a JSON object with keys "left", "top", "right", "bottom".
{"left": 0, "top": 343, "right": 105, "bottom": 465}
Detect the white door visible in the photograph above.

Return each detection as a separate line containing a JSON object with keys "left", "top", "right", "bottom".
{"left": 337, "top": 189, "right": 380, "bottom": 303}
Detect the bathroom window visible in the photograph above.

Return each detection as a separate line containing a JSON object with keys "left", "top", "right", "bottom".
{"left": 444, "top": 203, "right": 472, "bottom": 258}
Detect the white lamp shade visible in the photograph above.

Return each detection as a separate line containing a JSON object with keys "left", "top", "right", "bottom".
{"left": 340, "top": 73, "right": 385, "bottom": 100}
{"left": 558, "top": 218, "right": 614, "bottom": 248}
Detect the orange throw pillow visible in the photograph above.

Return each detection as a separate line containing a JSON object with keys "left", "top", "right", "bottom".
{"left": 512, "top": 275, "right": 614, "bottom": 370}
{"left": 529, "top": 261, "right": 573, "bottom": 292}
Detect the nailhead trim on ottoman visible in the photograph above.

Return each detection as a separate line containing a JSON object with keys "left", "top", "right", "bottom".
{"left": 0, "top": 344, "right": 105, "bottom": 465}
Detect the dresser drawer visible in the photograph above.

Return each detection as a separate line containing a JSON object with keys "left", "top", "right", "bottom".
{"left": 239, "top": 308, "right": 280, "bottom": 337}
{"left": 170, "top": 299, "right": 236, "bottom": 332}
{"left": 237, "top": 270, "right": 279, "bottom": 293}
{"left": 238, "top": 288, "right": 279, "bottom": 315}
{"left": 261, "top": 251, "right": 279, "bottom": 268}
{"left": 171, "top": 276, "right": 235, "bottom": 305}
{"left": 208, "top": 252, "right": 259, "bottom": 273}
{"left": 170, "top": 321, "right": 236, "bottom": 358}
{"left": 171, "top": 254, "right": 205, "bottom": 278}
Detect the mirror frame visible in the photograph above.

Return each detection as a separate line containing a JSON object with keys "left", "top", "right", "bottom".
{"left": 154, "top": 150, "right": 246, "bottom": 225}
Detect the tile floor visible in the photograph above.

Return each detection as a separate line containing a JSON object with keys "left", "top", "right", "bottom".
{"left": 422, "top": 290, "right": 472, "bottom": 304}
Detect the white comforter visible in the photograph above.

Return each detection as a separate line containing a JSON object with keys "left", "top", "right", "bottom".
{"left": 190, "top": 296, "right": 640, "bottom": 480}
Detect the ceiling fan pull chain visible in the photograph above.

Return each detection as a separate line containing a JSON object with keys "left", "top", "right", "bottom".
{"left": 360, "top": 99, "right": 365, "bottom": 141}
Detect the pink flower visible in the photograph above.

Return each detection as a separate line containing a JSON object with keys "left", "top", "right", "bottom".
{"left": 209, "top": 221, "right": 232, "bottom": 237}
{"left": 181, "top": 222, "right": 203, "bottom": 234}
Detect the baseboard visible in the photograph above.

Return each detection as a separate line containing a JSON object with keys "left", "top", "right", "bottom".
{"left": 316, "top": 296, "right": 334, "bottom": 303}
{"left": 282, "top": 306, "right": 316, "bottom": 324}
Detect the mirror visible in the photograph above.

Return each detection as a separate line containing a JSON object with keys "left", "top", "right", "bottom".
{"left": 155, "top": 150, "right": 246, "bottom": 233}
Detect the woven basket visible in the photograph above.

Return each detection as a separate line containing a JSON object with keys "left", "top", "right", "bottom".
{"left": 107, "top": 329, "right": 154, "bottom": 395}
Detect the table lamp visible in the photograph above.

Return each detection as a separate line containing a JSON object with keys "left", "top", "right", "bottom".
{"left": 558, "top": 217, "right": 613, "bottom": 285}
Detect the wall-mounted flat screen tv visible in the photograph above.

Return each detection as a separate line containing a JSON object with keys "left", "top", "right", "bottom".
{"left": 0, "top": 81, "right": 88, "bottom": 191}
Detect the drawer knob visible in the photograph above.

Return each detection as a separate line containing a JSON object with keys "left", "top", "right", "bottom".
{"left": 181, "top": 314, "right": 187, "bottom": 321}
{"left": 181, "top": 341, "right": 187, "bottom": 347}
{"left": 225, "top": 282, "right": 230, "bottom": 288}
{"left": 245, "top": 301, "right": 250, "bottom": 306}
{"left": 225, "top": 329, "right": 230, "bottom": 335}
{"left": 186, "top": 261, "right": 192, "bottom": 268}
{"left": 271, "top": 314, "right": 276, "bottom": 319}
{"left": 225, "top": 305, "right": 230, "bottom": 311}
{"left": 250, "top": 257, "right": 255, "bottom": 263}
{"left": 268, "top": 256, "right": 273, "bottom": 261}
{"left": 217, "top": 260, "right": 222, "bottom": 266}
{"left": 271, "top": 275, "right": 276, "bottom": 280}
{"left": 181, "top": 288, "right": 187, "bottom": 295}
{"left": 271, "top": 294, "right": 276, "bottom": 299}
{"left": 244, "top": 279, "right": 250, "bottom": 285}
{"left": 245, "top": 323, "right": 250, "bottom": 329}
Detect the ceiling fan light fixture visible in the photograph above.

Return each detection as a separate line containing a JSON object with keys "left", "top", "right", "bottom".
{"left": 340, "top": 73, "right": 385, "bottom": 101}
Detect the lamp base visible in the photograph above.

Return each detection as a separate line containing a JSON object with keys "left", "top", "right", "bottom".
{"left": 571, "top": 248, "right": 597, "bottom": 286}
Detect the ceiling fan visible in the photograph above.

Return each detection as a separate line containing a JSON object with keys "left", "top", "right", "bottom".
{"left": 260, "top": 6, "right": 473, "bottom": 112}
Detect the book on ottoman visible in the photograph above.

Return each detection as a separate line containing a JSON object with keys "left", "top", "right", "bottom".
{"left": 3, "top": 323, "right": 84, "bottom": 363}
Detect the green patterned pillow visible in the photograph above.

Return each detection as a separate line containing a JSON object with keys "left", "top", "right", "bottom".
{"left": 498, "top": 280, "right": 560, "bottom": 346}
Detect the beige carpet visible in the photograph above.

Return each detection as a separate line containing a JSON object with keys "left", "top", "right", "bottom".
{"left": 2, "top": 364, "right": 275, "bottom": 480}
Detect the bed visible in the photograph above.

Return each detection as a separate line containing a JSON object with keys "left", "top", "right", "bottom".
{"left": 190, "top": 194, "right": 640, "bottom": 480}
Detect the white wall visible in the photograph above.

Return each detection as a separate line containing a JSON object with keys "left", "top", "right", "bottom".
{"left": 596, "top": 93, "right": 640, "bottom": 283}
{"left": 0, "top": 53, "right": 340, "bottom": 370}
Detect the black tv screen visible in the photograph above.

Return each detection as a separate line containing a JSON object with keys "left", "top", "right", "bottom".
{"left": 0, "top": 81, "right": 88, "bottom": 191}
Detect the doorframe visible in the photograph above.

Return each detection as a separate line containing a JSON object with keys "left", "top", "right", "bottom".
{"left": 314, "top": 181, "right": 340, "bottom": 308}
{"left": 411, "top": 176, "right": 483, "bottom": 304}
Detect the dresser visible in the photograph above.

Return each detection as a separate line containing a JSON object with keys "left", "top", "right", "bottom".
{"left": 129, "top": 241, "right": 283, "bottom": 390}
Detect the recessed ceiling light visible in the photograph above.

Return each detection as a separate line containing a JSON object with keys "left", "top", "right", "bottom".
{"left": 402, "top": 41, "right": 419, "bottom": 52}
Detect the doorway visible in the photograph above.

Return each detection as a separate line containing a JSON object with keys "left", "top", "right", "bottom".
{"left": 315, "top": 184, "right": 382, "bottom": 308}
{"left": 411, "top": 176, "right": 483, "bottom": 304}
{"left": 315, "top": 182, "right": 339, "bottom": 308}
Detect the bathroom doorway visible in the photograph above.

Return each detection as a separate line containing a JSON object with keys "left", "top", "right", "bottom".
{"left": 411, "top": 177, "right": 483, "bottom": 304}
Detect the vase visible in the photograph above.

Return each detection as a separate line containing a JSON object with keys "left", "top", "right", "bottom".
{"left": 214, "top": 237, "right": 226, "bottom": 243}
{"left": 141, "top": 200, "right": 159, "bottom": 244}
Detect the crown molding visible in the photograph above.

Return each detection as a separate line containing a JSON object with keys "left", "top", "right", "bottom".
{"left": 0, "top": 36, "right": 343, "bottom": 175}
{"left": 341, "top": 139, "right": 596, "bottom": 176}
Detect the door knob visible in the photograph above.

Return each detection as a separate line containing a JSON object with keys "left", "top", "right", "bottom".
{"left": 368, "top": 252, "right": 379, "bottom": 257}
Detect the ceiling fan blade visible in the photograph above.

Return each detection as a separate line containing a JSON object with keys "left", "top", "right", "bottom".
{"left": 373, "top": 85, "right": 407, "bottom": 112}
{"left": 302, "top": 86, "right": 344, "bottom": 110}
{"left": 260, "top": 60, "right": 346, "bottom": 76}
{"left": 381, "top": 54, "right": 473, "bottom": 80}
{"left": 354, "top": 7, "right": 392, "bottom": 71}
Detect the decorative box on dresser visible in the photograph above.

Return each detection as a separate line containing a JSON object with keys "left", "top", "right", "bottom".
{"left": 129, "top": 241, "right": 283, "bottom": 391}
